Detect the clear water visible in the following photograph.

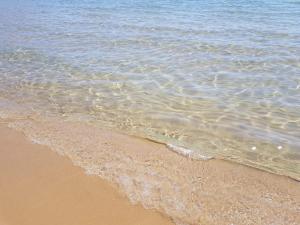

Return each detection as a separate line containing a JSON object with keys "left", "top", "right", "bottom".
{"left": 0, "top": 0, "right": 299, "bottom": 179}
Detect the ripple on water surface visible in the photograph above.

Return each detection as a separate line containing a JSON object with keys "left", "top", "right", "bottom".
{"left": 0, "top": 0, "right": 300, "bottom": 180}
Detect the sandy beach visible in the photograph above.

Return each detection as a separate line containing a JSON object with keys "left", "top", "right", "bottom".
{"left": 0, "top": 123, "right": 174, "bottom": 225}
{"left": 0, "top": 117, "right": 299, "bottom": 225}
{"left": 1, "top": 0, "right": 300, "bottom": 224}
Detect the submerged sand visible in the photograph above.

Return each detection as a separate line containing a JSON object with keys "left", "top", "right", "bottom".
{"left": 0, "top": 124, "right": 173, "bottom": 225}
{"left": 0, "top": 117, "right": 300, "bottom": 225}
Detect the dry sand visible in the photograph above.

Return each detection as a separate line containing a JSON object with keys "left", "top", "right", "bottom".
{"left": 0, "top": 124, "right": 174, "bottom": 225}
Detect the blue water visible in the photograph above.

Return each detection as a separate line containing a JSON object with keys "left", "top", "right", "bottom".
{"left": 0, "top": 0, "right": 300, "bottom": 179}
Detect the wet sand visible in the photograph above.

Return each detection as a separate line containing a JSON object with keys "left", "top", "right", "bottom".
{"left": 0, "top": 117, "right": 300, "bottom": 225}
{"left": 0, "top": 123, "right": 174, "bottom": 225}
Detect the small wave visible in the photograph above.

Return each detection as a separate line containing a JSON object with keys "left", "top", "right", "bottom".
{"left": 166, "top": 143, "right": 213, "bottom": 160}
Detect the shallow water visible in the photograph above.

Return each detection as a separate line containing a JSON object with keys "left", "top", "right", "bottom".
{"left": 0, "top": 0, "right": 299, "bottom": 179}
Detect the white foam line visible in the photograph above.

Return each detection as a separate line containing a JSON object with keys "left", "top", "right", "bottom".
{"left": 166, "top": 143, "right": 213, "bottom": 160}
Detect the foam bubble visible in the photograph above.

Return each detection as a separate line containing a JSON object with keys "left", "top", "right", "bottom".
{"left": 166, "top": 143, "right": 213, "bottom": 160}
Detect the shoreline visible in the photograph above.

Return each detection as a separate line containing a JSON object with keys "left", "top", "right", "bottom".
{"left": 143, "top": 137, "right": 300, "bottom": 182}
{"left": 1, "top": 118, "right": 300, "bottom": 225}
{"left": 0, "top": 123, "right": 174, "bottom": 225}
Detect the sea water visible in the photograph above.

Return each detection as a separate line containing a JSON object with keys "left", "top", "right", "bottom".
{"left": 0, "top": 0, "right": 299, "bottom": 179}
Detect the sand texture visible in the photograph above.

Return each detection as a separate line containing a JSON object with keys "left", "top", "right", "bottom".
{"left": 1, "top": 117, "right": 300, "bottom": 225}
{"left": 0, "top": 124, "right": 174, "bottom": 225}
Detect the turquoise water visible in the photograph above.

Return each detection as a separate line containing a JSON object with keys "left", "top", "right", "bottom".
{"left": 0, "top": 0, "right": 300, "bottom": 179}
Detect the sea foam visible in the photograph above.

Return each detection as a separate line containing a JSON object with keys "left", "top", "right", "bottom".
{"left": 166, "top": 143, "right": 213, "bottom": 160}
